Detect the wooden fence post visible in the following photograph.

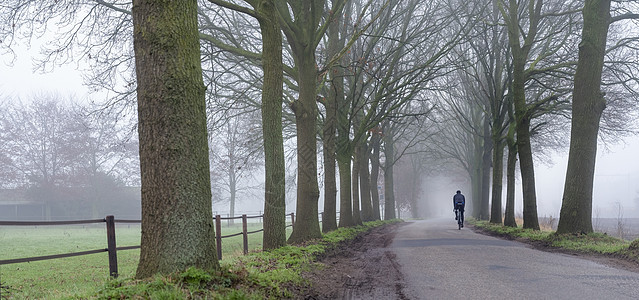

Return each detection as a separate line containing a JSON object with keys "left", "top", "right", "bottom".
{"left": 215, "top": 215, "right": 222, "bottom": 260}
{"left": 290, "top": 212, "right": 295, "bottom": 228}
{"left": 105, "top": 215, "right": 118, "bottom": 278}
{"left": 242, "top": 214, "right": 248, "bottom": 255}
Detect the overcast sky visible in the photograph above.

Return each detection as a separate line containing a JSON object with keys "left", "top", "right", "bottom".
{"left": 2, "top": 42, "right": 638, "bottom": 219}
{"left": 1, "top": 42, "right": 90, "bottom": 100}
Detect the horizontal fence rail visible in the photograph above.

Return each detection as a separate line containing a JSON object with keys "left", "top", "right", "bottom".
{"left": 213, "top": 213, "right": 294, "bottom": 260}
{"left": 0, "top": 216, "right": 133, "bottom": 277}
{"left": 0, "top": 219, "right": 106, "bottom": 226}
{"left": 0, "top": 249, "right": 109, "bottom": 265}
{"left": 0, "top": 212, "right": 300, "bottom": 277}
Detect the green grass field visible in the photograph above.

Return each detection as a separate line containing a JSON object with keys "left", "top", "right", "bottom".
{"left": 0, "top": 222, "right": 287, "bottom": 299}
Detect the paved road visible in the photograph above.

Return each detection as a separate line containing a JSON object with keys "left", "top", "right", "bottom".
{"left": 392, "top": 219, "right": 639, "bottom": 299}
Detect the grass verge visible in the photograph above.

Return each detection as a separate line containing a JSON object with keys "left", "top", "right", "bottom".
{"left": 91, "top": 219, "right": 400, "bottom": 299}
{"left": 2, "top": 219, "right": 400, "bottom": 299}
{"left": 470, "top": 219, "right": 639, "bottom": 261}
{"left": 0, "top": 223, "right": 284, "bottom": 299}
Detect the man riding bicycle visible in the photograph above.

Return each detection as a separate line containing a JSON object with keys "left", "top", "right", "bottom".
{"left": 453, "top": 190, "right": 465, "bottom": 228}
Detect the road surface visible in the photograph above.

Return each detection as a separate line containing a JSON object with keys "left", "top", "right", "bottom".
{"left": 392, "top": 219, "right": 639, "bottom": 299}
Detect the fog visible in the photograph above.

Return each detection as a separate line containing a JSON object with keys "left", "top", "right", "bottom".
{"left": 2, "top": 29, "right": 639, "bottom": 223}
{"left": 409, "top": 137, "right": 639, "bottom": 221}
{"left": 535, "top": 139, "right": 639, "bottom": 219}
{"left": 322, "top": 135, "right": 639, "bottom": 222}
{"left": 414, "top": 176, "right": 465, "bottom": 218}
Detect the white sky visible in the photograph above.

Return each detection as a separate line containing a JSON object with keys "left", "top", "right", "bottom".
{"left": 0, "top": 43, "right": 90, "bottom": 100}
{"left": 536, "top": 138, "right": 639, "bottom": 218}
{"left": 2, "top": 42, "right": 638, "bottom": 219}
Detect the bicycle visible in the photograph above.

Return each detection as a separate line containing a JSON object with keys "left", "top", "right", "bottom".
{"left": 455, "top": 209, "right": 464, "bottom": 230}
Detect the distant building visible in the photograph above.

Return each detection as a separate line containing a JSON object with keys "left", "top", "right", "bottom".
{"left": 0, "top": 187, "right": 141, "bottom": 221}
{"left": 0, "top": 189, "right": 45, "bottom": 220}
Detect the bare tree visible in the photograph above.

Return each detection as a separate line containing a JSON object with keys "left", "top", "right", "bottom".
{"left": 0, "top": 97, "right": 83, "bottom": 219}
{"left": 0, "top": 95, "right": 139, "bottom": 219}
{"left": 498, "top": 0, "right": 582, "bottom": 230}
{"left": 557, "top": 0, "right": 639, "bottom": 234}
{"left": 386, "top": 102, "right": 440, "bottom": 219}
{"left": 276, "top": 0, "right": 347, "bottom": 243}
{"left": 209, "top": 111, "right": 262, "bottom": 223}
{"left": 328, "top": 0, "right": 476, "bottom": 222}
{"left": 78, "top": 103, "right": 141, "bottom": 187}
{"left": 203, "top": 0, "right": 288, "bottom": 249}
{"left": 433, "top": 73, "right": 486, "bottom": 219}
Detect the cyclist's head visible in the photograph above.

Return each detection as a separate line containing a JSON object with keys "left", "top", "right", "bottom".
{"left": 456, "top": 190, "right": 461, "bottom": 194}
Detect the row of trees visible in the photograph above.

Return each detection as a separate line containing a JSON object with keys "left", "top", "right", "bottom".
{"left": 0, "top": 96, "right": 140, "bottom": 219}
{"left": 435, "top": 0, "right": 639, "bottom": 233}
{"left": 0, "top": 94, "right": 259, "bottom": 220}
{"left": 1, "top": 0, "right": 638, "bottom": 279}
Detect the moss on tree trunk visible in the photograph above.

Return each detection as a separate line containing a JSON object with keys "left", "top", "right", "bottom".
{"left": 359, "top": 142, "right": 374, "bottom": 222}
{"left": 321, "top": 11, "right": 343, "bottom": 232}
{"left": 132, "top": 0, "right": 218, "bottom": 278}
{"left": 557, "top": 0, "right": 610, "bottom": 234}
{"left": 383, "top": 127, "right": 396, "bottom": 220}
{"left": 503, "top": 128, "right": 518, "bottom": 227}
{"left": 490, "top": 140, "right": 505, "bottom": 224}
{"left": 503, "top": 0, "right": 541, "bottom": 230}
{"left": 480, "top": 117, "right": 492, "bottom": 220}
{"left": 257, "top": 0, "right": 287, "bottom": 250}
{"left": 351, "top": 145, "right": 362, "bottom": 225}
{"left": 287, "top": 52, "right": 322, "bottom": 244}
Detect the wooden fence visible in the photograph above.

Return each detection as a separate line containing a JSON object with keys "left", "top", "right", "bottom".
{"left": 0, "top": 213, "right": 295, "bottom": 278}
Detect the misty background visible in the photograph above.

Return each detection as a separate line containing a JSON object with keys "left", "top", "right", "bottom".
{"left": 1, "top": 12, "right": 638, "bottom": 230}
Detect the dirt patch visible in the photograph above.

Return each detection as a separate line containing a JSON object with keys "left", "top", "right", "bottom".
{"left": 294, "top": 222, "right": 409, "bottom": 300}
{"left": 470, "top": 224, "right": 639, "bottom": 274}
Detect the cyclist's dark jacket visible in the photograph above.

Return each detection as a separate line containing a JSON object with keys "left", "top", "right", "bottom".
{"left": 453, "top": 193, "right": 465, "bottom": 211}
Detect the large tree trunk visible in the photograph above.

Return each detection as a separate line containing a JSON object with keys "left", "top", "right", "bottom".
{"left": 287, "top": 52, "right": 322, "bottom": 244}
{"left": 351, "top": 145, "right": 363, "bottom": 225}
{"left": 490, "top": 140, "right": 504, "bottom": 224}
{"left": 322, "top": 119, "right": 338, "bottom": 232}
{"left": 383, "top": 127, "right": 396, "bottom": 220}
{"left": 359, "top": 142, "right": 374, "bottom": 221}
{"left": 257, "top": 0, "right": 287, "bottom": 250}
{"left": 512, "top": 41, "right": 540, "bottom": 230}
{"left": 515, "top": 99, "right": 540, "bottom": 229}
{"left": 337, "top": 154, "right": 354, "bottom": 227}
{"left": 471, "top": 133, "right": 483, "bottom": 219}
{"left": 514, "top": 99, "right": 540, "bottom": 229}
{"left": 503, "top": 124, "right": 518, "bottom": 227}
{"left": 321, "top": 8, "right": 343, "bottom": 233}
{"left": 488, "top": 0, "right": 507, "bottom": 225}
{"left": 480, "top": 117, "right": 492, "bottom": 220}
{"left": 336, "top": 83, "right": 353, "bottom": 228}
{"left": 369, "top": 132, "right": 382, "bottom": 220}
{"left": 504, "top": 0, "right": 540, "bottom": 230}
{"left": 132, "top": 0, "right": 219, "bottom": 278}
{"left": 557, "top": 0, "right": 610, "bottom": 234}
